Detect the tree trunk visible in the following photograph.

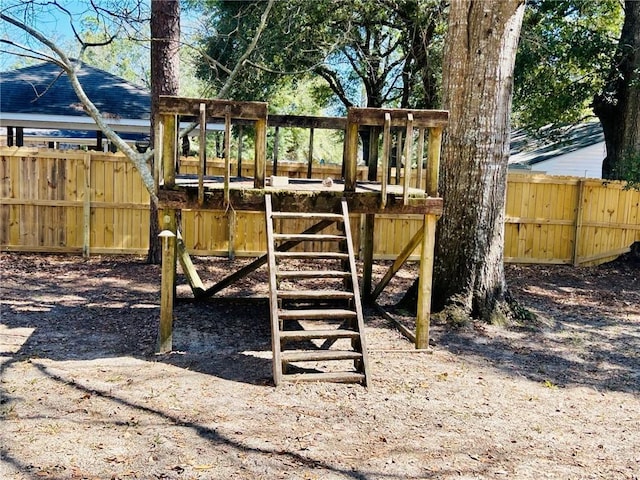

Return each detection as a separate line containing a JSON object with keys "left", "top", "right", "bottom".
{"left": 593, "top": 0, "right": 640, "bottom": 181}
{"left": 399, "top": 0, "right": 525, "bottom": 324}
{"left": 148, "top": 0, "right": 180, "bottom": 264}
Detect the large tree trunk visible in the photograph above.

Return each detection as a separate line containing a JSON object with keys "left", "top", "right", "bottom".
{"left": 593, "top": 0, "right": 640, "bottom": 180}
{"left": 399, "top": 0, "right": 525, "bottom": 324}
{"left": 148, "top": 0, "right": 180, "bottom": 264}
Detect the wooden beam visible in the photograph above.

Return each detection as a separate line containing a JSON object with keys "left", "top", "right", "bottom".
{"left": 158, "top": 96, "right": 268, "bottom": 120}
{"left": 176, "top": 231, "right": 205, "bottom": 296}
{"left": 347, "top": 107, "right": 449, "bottom": 129}
{"left": 415, "top": 214, "right": 436, "bottom": 349}
{"left": 269, "top": 114, "right": 347, "bottom": 130}
{"left": 572, "top": 178, "right": 586, "bottom": 266}
{"left": 370, "top": 225, "right": 424, "bottom": 301}
{"left": 224, "top": 110, "right": 232, "bottom": 206}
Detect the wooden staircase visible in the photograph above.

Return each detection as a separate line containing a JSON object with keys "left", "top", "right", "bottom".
{"left": 265, "top": 194, "right": 370, "bottom": 386}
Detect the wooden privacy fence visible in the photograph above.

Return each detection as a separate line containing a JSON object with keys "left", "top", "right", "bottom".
{"left": 1, "top": 147, "right": 639, "bottom": 265}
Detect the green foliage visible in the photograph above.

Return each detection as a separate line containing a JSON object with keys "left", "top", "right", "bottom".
{"left": 613, "top": 149, "right": 640, "bottom": 190}
{"left": 192, "top": 0, "right": 446, "bottom": 110}
{"left": 513, "top": 0, "right": 623, "bottom": 131}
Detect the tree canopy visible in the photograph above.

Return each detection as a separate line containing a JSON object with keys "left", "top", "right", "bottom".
{"left": 192, "top": 0, "right": 447, "bottom": 111}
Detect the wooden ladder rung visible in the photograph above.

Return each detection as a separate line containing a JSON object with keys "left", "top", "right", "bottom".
{"left": 280, "top": 329, "right": 359, "bottom": 341}
{"left": 271, "top": 212, "right": 343, "bottom": 220}
{"left": 277, "top": 270, "right": 350, "bottom": 279}
{"left": 273, "top": 233, "right": 345, "bottom": 242}
{"left": 282, "top": 350, "right": 362, "bottom": 362}
{"left": 278, "top": 308, "right": 357, "bottom": 320}
{"left": 274, "top": 251, "right": 349, "bottom": 260}
{"left": 278, "top": 289, "right": 353, "bottom": 300}
{"left": 282, "top": 372, "right": 366, "bottom": 383}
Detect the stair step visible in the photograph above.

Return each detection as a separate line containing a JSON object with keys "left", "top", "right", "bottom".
{"left": 271, "top": 212, "right": 343, "bottom": 220}
{"left": 273, "top": 233, "right": 345, "bottom": 242}
{"left": 282, "top": 350, "right": 362, "bottom": 362}
{"left": 274, "top": 251, "right": 349, "bottom": 260}
{"left": 277, "top": 270, "right": 350, "bottom": 279}
{"left": 278, "top": 308, "right": 357, "bottom": 320}
{"left": 282, "top": 372, "right": 366, "bottom": 383}
{"left": 280, "top": 329, "right": 360, "bottom": 341}
{"left": 278, "top": 289, "right": 353, "bottom": 300}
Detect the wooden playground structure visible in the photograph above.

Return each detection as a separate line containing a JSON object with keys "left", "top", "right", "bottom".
{"left": 155, "top": 96, "right": 448, "bottom": 385}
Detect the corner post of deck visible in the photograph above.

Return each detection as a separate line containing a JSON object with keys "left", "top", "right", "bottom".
{"left": 158, "top": 209, "right": 177, "bottom": 353}
{"left": 344, "top": 112, "right": 360, "bottom": 192}
{"left": 254, "top": 116, "right": 267, "bottom": 188}
{"left": 416, "top": 213, "right": 437, "bottom": 349}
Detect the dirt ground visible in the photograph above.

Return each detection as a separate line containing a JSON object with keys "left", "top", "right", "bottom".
{"left": 1, "top": 252, "right": 638, "bottom": 480}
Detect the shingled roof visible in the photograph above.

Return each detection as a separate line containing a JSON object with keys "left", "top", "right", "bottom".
{"left": 1, "top": 62, "right": 150, "bottom": 119}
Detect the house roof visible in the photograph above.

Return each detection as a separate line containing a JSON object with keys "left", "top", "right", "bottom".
{"left": 1, "top": 62, "right": 150, "bottom": 119}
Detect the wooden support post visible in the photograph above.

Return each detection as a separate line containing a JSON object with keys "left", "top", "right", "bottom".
{"left": 237, "top": 125, "right": 244, "bottom": 177}
{"left": 370, "top": 225, "right": 424, "bottom": 301}
{"left": 82, "top": 153, "right": 91, "bottom": 258}
{"left": 426, "top": 127, "right": 443, "bottom": 197}
{"left": 307, "top": 128, "right": 314, "bottom": 179}
{"left": 254, "top": 117, "right": 267, "bottom": 188}
{"left": 224, "top": 111, "right": 231, "bottom": 207}
{"left": 153, "top": 117, "right": 163, "bottom": 188}
{"left": 362, "top": 213, "right": 375, "bottom": 303}
{"left": 273, "top": 126, "right": 280, "bottom": 176}
{"left": 158, "top": 210, "right": 177, "bottom": 353}
{"left": 416, "top": 214, "right": 436, "bottom": 349}
{"left": 7, "top": 126, "right": 14, "bottom": 147}
{"left": 162, "top": 114, "right": 177, "bottom": 188}
{"left": 380, "top": 113, "right": 391, "bottom": 208}
{"left": 198, "top": 103, "right": 206, "bottom": 206}
{"left": 344, "top": 113, "right": 359, "bottom": 192}
{"left": 416, "top": 128, "right": 425, "bottom": 190}
{"left": 402, "top": 113, "right": 414, "bottom": 205}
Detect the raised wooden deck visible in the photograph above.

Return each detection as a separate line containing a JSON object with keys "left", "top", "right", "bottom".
{"left": 158, "top": 176, "right": 443, "bottom": 215}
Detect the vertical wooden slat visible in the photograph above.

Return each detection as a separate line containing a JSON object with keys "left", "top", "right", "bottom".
{"left": 198, "top": 103, "right": 206, "bottom": 206}
{"left": 572, "top": 179, "right": 586, "bottom": 266}
{"left": 307, "top": 128, "right": 314, "bottom": 179}
{"left": 416, "top": 128, "right": 425, "bottom": 189}
{"left": 426, "top": 127, "right": 442, "bottom": 197}
{"left": 402, "top": 113, "right": 414, "bottom": 205}
{"left": 272, "top": 126, "right": 280, "bottom": 176}
{"left": 395, "top": 130, "right": 403, "bottom": 185}
{"left": 380, "top": 113, "right": 392, "bottom": 208}
{"left": 254, "top": 117, "right": 267, "bottom": 188}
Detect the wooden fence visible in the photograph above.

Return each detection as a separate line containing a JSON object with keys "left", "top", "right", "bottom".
{"left": 1, "top": 147, "right": 639, "bottom": 265}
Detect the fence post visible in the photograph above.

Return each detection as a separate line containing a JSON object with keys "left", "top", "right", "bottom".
{"left": 572, "top": 179, "right": 586, "bottom": 266}
{"left": 82, "top": 153, "right": 91, "bottom": 257}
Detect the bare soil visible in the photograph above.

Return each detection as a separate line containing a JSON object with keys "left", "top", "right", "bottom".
{"left": 1, "top": 252, "right": 638, "bottom": 480}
